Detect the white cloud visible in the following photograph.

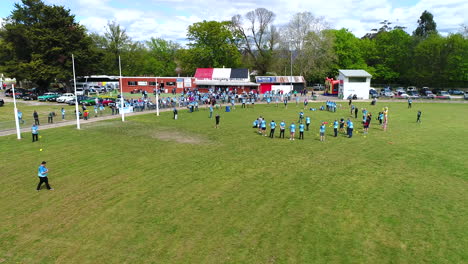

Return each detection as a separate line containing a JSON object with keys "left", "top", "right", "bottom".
{"left": 41, "top": 0, "right": 468, "bottom": 41}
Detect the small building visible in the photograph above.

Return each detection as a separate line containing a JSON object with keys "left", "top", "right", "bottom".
{"left": 337, "top": 70, "right": 372, "bottom": 99}
{"left": 194, "top": 68, "right": 259, "bottom": 93}
{"left": 255, "top": 76, "right": 306, "bottom": 94}
{"left": 120, "top": 77, "right": 195, "bottom": 93}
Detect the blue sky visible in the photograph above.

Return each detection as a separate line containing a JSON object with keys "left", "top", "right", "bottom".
{"left": 1, "top": 0, "right": 466, "bottom": 42}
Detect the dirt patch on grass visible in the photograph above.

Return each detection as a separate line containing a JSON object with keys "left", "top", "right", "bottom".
{"left": 152, "top": 130, "right": 208, "bottom": 144}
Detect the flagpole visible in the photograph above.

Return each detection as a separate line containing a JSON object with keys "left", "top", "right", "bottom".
{"left": 156, "top": 77, "right": 159, "bottom": 116}
{"left": 72, "top": 54, "right": 81, "bottom": 129}
{"left": 11, "top": 84, "right": 21, "bottom": 139}
{"left": 119, "top": 56, "right": 125, "bottom": 122}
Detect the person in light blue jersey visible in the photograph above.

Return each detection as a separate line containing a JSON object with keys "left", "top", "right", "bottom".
{"left": 298, "top": 111, "right": 304, "bottom": 123}
{"left": 269, "top": 120, "right": 276, "bottom": 138}
{"left": 289, "top": 122, "right": 296, "bottom": 140}
{"left": 298, "top": 122, "right": 305, "bottom": 140}
{"left": 306, "top": 116, "right": 311, "bottom": 131}
{"left": 348, "top": 119, "right": 354, "bottom": 138}
{"left": 37, "top": 161, "right": 53, "bottom": 191}
{"left": 61, "top": 107, "right": 66, "bottom": 120}
{"left": 320, "top": 122, "right": 326, "bottom": 142}
{"left": 31, "top": 124, "right": 39, "bottom": 142}
{"left": 253, "top": 119, "right": 258, "bottom": 128}
{"left": 209, "top": 105, "right": 213, "bottom": 118}
{"left": 17, "top": 109, "right": 25, "bottom": 124}
{"left": 279, "top": 120, "right": 286, "bottom": 139}
{"left": 333, "top": 119, "right": 339, "bottom": 137}
{"left": 260, "top": 118, "right": 267, "bottom": 136}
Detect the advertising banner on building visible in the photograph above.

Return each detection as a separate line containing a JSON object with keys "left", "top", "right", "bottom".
{"left": 184, "top": 78, "right": 192, "bottom": 88}
{"left": 256, "top": 76, "right": 277, "bottom": 83}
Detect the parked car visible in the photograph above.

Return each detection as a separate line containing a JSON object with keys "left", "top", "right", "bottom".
{"left": 369, "top": 89, "right": 379, "bottom": 98}
{"left": 407, "top": 91, "right": 420, "bottom": 98}
{"left": 22, "top": 92, "right": 39, "bottom": 101}
{"left": 75, "top": 88, "right": 85, "bottom": 96}
{"left": 56, "top": 93, "right": 75, "bottom": 103}
{"left": 395, "top": 87, "right": 406, "bottom": 93}
{"left": 312, "top": 84, "right": 324, "bottom": 91}
{"left": 407, "top": 86, "right": 417, "bottom": 92}
{"left": 396, "top": 91, "right": 409, "bottom": 98}
{"left": 464, "top": 92, "right": 468, "bottom": 100}
{"left": 437, "top": 91, "right": 451, "bottom": 99}
{"left": 81, "top": 97, "right": 98, "bottom": 106}
{"left": 0, "top": 98, "right": 4, "bottom": 107}
{"left": 67, "top": 95, "right": 88, "bottom": 105}
{"left": 102, "top": 97, "right": 116, "bottom": 106}
{"left": 38, "top": 92, "right": 60, "bottom": 101}
{"left": 424, "top": 90, "right": 436, "bottom": 98}
{"left": 448, "top": 89, "right": 464, "bottom": 95}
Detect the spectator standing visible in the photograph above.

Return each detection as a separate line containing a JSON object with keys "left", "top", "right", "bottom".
{"left": 31, "top": 124, "right": 39, "bottom": 142}
{"left": 417, "top": 110, "right": 422, "bottom": 123}
{"left": 320, "top": 122, "right": 326, "bottom": 142}
{"left": 333, "top": 120, "right": 339, "bottom": 137}
{"left": 61, "top": 108, "right": 65, "bottom": 120}
{"left": 289, "top": 122, "right": 296, "bottom": 140}
{"left": 173, "top": 108, "right": 178, "bottom": 120}
{"left": 17, "top": 109, "right": 25, "bottom": 124}
{"left": 299, "top": 122, "right": 305, "bottom": 140}
{"left": 269, "top": 120, "right": 276, "bottom": 138}
{"left": 48, "top": 112, "right": 54, "bottom": 124}
{"left": 36, "top": 161, "right": 53, "bottom": 191}
{"left": 279, "top": 120, "right": 286, "bottom": 139}
{"left": 215, "top": 114, "right": 220, "bottom": 128}
{"left": 33, "top": 110, "right": 40, "bottom": 125}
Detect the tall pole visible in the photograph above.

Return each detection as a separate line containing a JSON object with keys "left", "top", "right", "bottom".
{"left": 290, "top": 41, "right": 293, "bottom": 93}
{"left": 11, "top": 84, "right": 21, "bottom": 139}
{"left": 72, "top": 54, "right": 81, "bottom": 129}
{"left": 155, "top": 77, "right": 159, "bottom": 116}
{"left": 119, "top": 56, "right": 125, "bottom": 122}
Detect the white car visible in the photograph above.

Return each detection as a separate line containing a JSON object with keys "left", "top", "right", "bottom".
{"left": 56, "top": 93, "right": 75, "bottom": 103}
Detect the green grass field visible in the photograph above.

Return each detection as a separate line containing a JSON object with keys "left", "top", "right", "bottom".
{"left": 0, "top": 101, "right": 467, "bottom": 263}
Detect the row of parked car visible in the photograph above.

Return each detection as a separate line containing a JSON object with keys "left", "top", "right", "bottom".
{"left": 3, "top": 88, "right": 118, "bottom": 106}
{"left": 370, "top": 86, "right": 467, "bottom": 99}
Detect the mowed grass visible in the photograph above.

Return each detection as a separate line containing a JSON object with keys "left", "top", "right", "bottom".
{"left": 0, "top": 102, "right": 467, "bottom": 263}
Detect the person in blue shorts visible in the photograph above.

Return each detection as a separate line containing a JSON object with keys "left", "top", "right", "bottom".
{"left": 279, "top": 120, "right": 286, "bottom": 138}
{"left": 299, "top": 122, "right": 305, "bottom": 139}
{"left": 306, "top": 116, "right": 311, "bottom": 131}
{"left": 269, "top": 120, "right": 276, "bottom": 138}
{"left": 333, "top": 119, "right": 339, "bottom": 137}
{"left": 320, "top": 122, "right": 326, "bottom": 142}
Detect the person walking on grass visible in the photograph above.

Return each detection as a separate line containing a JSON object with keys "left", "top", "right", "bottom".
{"left": 320, "top": 122, "right": 326, "bottom": 142}
{"left": 37, "top": 161, "right": 53, "bottom": 191}
{"left": 303, "top": 98, "right": 309, "bottom": 109}
{"left": 61, "top": 107, "right": 65, "bottom": 120}
{"left": 48, "top": 111, "right": 54, "bottom": 124}
{"left": 279, "top": 120, "right": 286, "bottom": 139}
{"left": 31, "top": 124, "right": 39, "bottom": 142}
{"left": 408, "top": 98, "right": 412, "bottom": 108}
{"left": 17, "top": 109, "right": 25, "bottom": 124}
{"left": 289, "top": 122, "right": 296, "bottom": 140}
{"left": 339, "top": 118, "right": 345, "bottom": 134}
{"left": 33, "top": 110, "right": 40, "bottom": 125}
{"left": 269, "top": 120, "right": 276, "bottom": 138}
{"left": 173, "top": 107, "right": 178, "bottom": 120}
{"left": 284, "top": 97, "right": 288, "bottom": 109}
{"left": 298, "top": 111, "right": 304, "bottom": 123}
{"left": 299, "top": 122, "right": 305, "bottom": 140}
{"left": 354, "top": 107, "right": 358, "bottom": 119}
{"left": 333, "top": 119, "right": 339, "bottom": 137}
{"left": 260, "top": 118, "right": 267, "bottom": 136}
{"left": 215, "top": 114, "right": 220, "bottom": 128}
{"left": 348, "top": 119, "right": 354, "bottom": 138}
{"left": 417, "top": 110, "right": 422, "bottom": 123}
{"left": 306, "top": 116, "right": 311, "bottom": 131}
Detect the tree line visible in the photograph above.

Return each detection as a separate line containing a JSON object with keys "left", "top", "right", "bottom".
{"left": 0, "top": 0, "right": 467, "bottom": 92}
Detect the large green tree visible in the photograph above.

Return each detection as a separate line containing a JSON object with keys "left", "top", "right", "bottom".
{"left": 178, "top": 20, "right": 241, "bottom": 75}
{"left": 413, "top": 10, "right": 437, "bottom": 38}
{"left": 0, "top": 0, "right": 100, "bottom": 91}
{"left": 145, "top": 38, "right": 180, "bottom": 76}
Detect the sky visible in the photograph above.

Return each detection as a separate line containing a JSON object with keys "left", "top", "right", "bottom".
{"left": 0, "top": 0, "right": 467, "bottom": 43}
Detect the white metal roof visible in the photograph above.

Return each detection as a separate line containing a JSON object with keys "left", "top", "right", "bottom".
{"left": 339, "top": 70, "right": 372, "bottom": 77}
{"left": 195, "top": 80, "right": 259, "bottom": 86}
{"left": 212, "top": 68, "right": 231, "bottom": 79}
